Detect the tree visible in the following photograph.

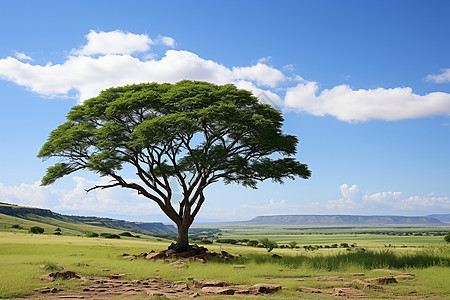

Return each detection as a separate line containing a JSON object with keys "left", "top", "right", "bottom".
{"left": 445, "top": 232, "right": 450, "bottom": 243}
{"left": 288, "top": 241, "right": 298, "bottom": 249}
{"left": 38, "top": 81, "right": 311, "bottom": 252}
{"left": 29, "top": 226, "right": 44, "bottom": 234}
{"left": 259, "top": 237, "right": 278, "bottom": 252}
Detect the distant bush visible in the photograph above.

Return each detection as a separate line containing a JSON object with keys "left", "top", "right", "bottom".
{"left": 259, "top": 238, "right": 278, "bottom": 252}
{"left": 11, "top": 224, "right": 23, "bottom": 229}
{"left": 100, "top": 233, "right": 121, "bottom": 239}
{"left": 445, "top": 232, "right": 450, "bottom": 243}
{"left": 53, "top": 232, "right": 62, "bottom": 235}
{"left": 29, "top": 226, "right": 44, "bottom": 234}
{"left": 118, "top": 232, "right": 133, "bottom": 237}
{"left": 216, "top": 239, "right": 238, "bottom": 244}
{"left": 247, "top": 240, "right": 259, "bottom": 247}
{"left": 55, "top": 227, "right": 61, "bottom": 232}
{"left": 85, "top": 231, "right": 99, "bottom": 238}
{"left": 199, "top": 239, "right": 213, "bottom": 244}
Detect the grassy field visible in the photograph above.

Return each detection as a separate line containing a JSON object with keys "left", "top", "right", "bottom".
{"left": 1, "top": 230, "right": 449, "bottom": 299}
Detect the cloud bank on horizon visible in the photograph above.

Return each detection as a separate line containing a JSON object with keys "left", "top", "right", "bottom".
{"left": 1, "top": 30, "right": 450, "bottom": 123}
{"left": 1, "top": 179, "right": 447, "bottom": 220}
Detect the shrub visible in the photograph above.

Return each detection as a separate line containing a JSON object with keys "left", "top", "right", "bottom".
{"left": 247, "top": 240, "right": 259, "bottom": 247}
{"left": 53, "top": 232, "right": 62, "bottom": 235}
{"left": 118, "top": 232, "right": 133, "bottom": 237}
{"left": 29, "top": 226, "right": 44, "bottom": 234}
{"left": 55, "top": 227, "right": 61, "bottom": 232}
{"left": 445, "top": 232, "right": 450, "bottom": 243}
{"left": 199, "top": 239, "right": 213, "bottom": 244}
{"left": 85, "top": 231, "right": 99, "bottom": 237}
{"left": 100, "top": 233, "right": 121, "bottom": 239}
{"left": 259, "top": 238, "right": 278, "bottom": 252}
{"left": 216, "top": 239, "right": 238, "bottom": 244}
{"left": 288, "top": 241, "right": 298, "bottom": 249}
{"left": 11, "top": 224, "right": 23, "bottom": 229}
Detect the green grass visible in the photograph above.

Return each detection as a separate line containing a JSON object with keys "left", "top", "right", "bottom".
{"left": 1, "top": 232, "right": 449, "bottom": 299}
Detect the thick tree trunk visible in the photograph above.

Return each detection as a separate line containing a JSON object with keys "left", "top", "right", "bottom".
{"left": 171, "top": 222, "right": 191, "bottom": 252}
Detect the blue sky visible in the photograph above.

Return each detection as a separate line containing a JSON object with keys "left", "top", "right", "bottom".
{"left": 0, "top": 0, "right": 449, "bottom": 222}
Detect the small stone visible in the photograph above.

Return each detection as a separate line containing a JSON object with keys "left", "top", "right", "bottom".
{"left": 232, "top": 265, "right": 246, "bottom": 268}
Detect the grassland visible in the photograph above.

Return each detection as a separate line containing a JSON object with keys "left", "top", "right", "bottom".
{"left": 1, "top": 227, "right": 449, "bottom": 299}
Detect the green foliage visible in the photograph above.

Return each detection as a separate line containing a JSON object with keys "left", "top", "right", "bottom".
{"left": 199, "top": 239, "right": 213, "bottom": 244}
{"left": 85, "top": 231, "right": 99, "bottom": 238}
{"left": 37, "top": 81, "right": 310, "bottom": 251}
{"left": 11, "top": 224, "right": 22, "bottom": 229}
{"left": 288, "top": 241, "right": 298, "bottom": 249}
{"left": 55, "top": 227, "right": 61, "bottom": 232}
{"left": 216, "top": 238, "right": 238, "bottom": 244}
{"left": 99, "top": 233, "right": 121, "bottom": 239}
{"left": 43, "top": 262, "right": 63, "bottom": 272}
{"left": 247, "top": 240, "right": 259, "bottom": 247}
{"left": 259, "top": 237, "right": 278, "bottom": 252}
{"left": 118, "top": 232, "right": 133, "bottom": 237}
{"left": 28, "top": 226, "right": 44, "bottom": 234}
{"left": 445, "top": 232, "right": 450, "bottom": 243}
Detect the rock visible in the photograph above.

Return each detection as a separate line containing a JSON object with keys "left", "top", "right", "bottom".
{"left": 333, "top": 287, "right": 367, "bottom": 298}
{"left": 191, "top": 278, "right": 233, "bottom": 288}
{"left": 352, "top": 279, "right": 383, "bottom": 290}
{"left": 146, "top": 252, "right": 165, "bottom": 260}
{"left": 365, "top": 276, "right": 398, "bottom": 285}
{"left": 251, "top": 283, "right": 282, "bottom": 293}
{"left": 169, "top": 260, "right": 189, "bottom": 268}
{"left": 201, "top": 286, "right": 235, "bottom": 295}
{"left": 41, "top": 270, "right": 80, "bottom": 281}
{"left": 297, "top": 287, "right": 326, "bottom": 294}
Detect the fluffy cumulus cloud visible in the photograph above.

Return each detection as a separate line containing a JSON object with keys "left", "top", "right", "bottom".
{"left": 1, "top": 29, "right": 450, "bottom": 122}
{"left": 72, "top": 30, "right": 155, "bottom": 55}
{"left": 426, "top": 68, "right": 450, "bottom": 83}
{"left": 285, "top": 82, "right": 450, "bottom": 122}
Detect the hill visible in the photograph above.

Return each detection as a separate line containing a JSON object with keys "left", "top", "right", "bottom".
{"left": 245, "top": 215, "right": 443, "bottom": 225}
{"left": 427, "top": 214, "right": 450, "bottom": 223}
{"left": 0, "top": 202, "right": 176, "bottom": 236}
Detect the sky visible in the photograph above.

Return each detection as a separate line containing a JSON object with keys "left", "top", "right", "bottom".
{"left": 0, "top": 0, "right": 449, "bottom": 223}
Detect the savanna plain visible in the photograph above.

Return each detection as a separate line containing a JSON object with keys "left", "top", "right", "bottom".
{"left": 1, "top": 221, "right": 449, "bottom": 299}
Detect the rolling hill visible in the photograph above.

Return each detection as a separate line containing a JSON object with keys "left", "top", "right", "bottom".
{"left": 0, "top": 202, "right": 176, "bottom": 236}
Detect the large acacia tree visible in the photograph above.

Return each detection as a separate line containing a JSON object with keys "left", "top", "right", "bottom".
{"left": 38, "top": 81, "right": 311, "bottom": 252}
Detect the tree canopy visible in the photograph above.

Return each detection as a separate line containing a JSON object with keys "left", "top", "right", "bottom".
{"left": 38, "top": 80, "right": 311, "bottom": 251}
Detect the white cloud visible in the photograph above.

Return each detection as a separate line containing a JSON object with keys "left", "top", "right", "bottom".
{"left": 0, "top": 177, "right": 161, "bottom": 216}
{"left": 325, "top": 184, "right": 450, "bottom": 215}
{"left": 1, "top": 30, "right": 450, "bottom": 123}
{"left": 285, "top": 82, "right": 450, "bottom": 122}
{"left": 72, "top": 30, "right": 155, "bottom": 55}
{"left": 426, "top": 68, "right": 450, "bottom": 83}
{"left": 156, "top": 35, "right": 176, "bottom": 48}
{"left": 14, "top": 51, "right": 33, "bottom": 61}
{"left": 0, "top": 47, "right": 285, "bottom": 103}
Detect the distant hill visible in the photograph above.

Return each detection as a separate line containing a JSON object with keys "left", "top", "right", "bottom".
{"left": 0, "top": 202, "right": 176, "bottom": 235}
{"left": 427, "top": 214, "right": 450, "bottom": 223}
{"left": 246, "top": 215, "right": 443, "bottom": 225}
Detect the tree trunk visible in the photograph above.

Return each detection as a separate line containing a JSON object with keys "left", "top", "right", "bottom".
{"left": 171, "top": 222, "right": 191, "bottom": 252}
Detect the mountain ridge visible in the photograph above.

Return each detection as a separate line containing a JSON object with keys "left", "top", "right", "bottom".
{"left": 246, "top": 214, "right": 444, "bottom": 225}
